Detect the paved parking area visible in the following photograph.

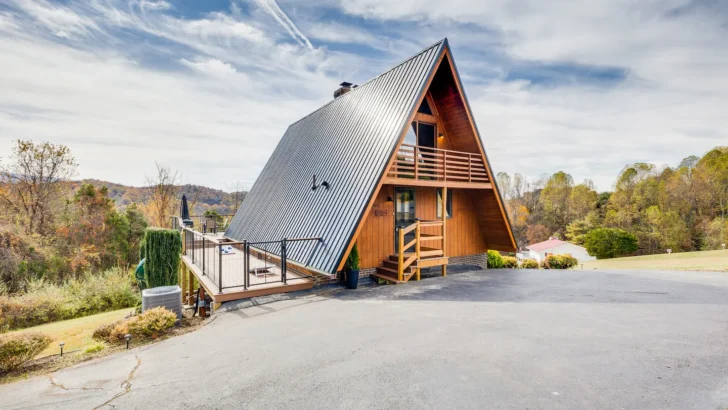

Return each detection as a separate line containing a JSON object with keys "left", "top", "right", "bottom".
{"left": 2, "top": 268, "right": 727, "bottom": 409}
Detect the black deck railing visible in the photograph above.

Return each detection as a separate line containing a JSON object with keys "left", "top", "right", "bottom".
{"left": 179, "top": 224, "right": 321, "bottom": 293}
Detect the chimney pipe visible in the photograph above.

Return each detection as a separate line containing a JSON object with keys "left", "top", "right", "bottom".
{"left": 334, "top": 82, "right": 356, "bottom": 99}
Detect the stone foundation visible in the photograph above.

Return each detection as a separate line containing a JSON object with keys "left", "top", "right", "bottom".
{"left": 446, "top": 252, "right": 488, "bottom": 269}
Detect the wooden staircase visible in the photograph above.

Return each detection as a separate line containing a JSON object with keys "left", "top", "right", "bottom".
{"left": 372, "top": 220, "right": 449, "bottom": 284}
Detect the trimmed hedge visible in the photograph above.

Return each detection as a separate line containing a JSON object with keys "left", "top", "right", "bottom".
{"left": 0, "top": 332, "right": 51, "bottom": 372}
{"left": 141, "top": 228, "right": 181, "bottom": 288}
{"left": 541, "top": 254, "right": 578, "bottom": 269}
{"left": 520, "top": 259, "right": 539, "bottom": 269}
{"left": 486, "top": 250, "right": 504, "bottom": 269}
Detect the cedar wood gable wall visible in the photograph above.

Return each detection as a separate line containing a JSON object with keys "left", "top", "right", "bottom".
{"left": 347, "top": 50, "right": 516, "bottom": 270}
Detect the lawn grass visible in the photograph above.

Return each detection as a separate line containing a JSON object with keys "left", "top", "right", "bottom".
{"left": 8, "top": 308, "right": 134, "bottom": 358}
{"left": 581, "top": 249, "right": 728, "bottom": 272}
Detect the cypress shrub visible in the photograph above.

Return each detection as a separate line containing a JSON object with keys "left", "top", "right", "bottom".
{"left": 142, "top": 228, "right": 181, "bottom": 288}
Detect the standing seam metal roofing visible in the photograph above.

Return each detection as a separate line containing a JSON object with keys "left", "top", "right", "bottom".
{"left": 225, "top": 39, "right": 446, "bottom": 274}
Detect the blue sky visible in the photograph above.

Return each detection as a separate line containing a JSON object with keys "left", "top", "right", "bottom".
{"left": 0, "top": 0, "right": 726, "bottom": 191}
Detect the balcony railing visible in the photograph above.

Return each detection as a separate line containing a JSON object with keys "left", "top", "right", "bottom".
{"left": 387, "top": 144, "right": 489, "bottom": 184}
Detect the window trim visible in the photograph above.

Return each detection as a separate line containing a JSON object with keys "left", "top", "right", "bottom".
{"left": 436, "top": 188, "right": 452, "bottom": 219}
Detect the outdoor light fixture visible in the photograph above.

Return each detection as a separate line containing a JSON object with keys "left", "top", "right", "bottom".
{"left": 311, "top": 175, "right": 330, "bottom": 191}
{"left": 438, "top": 132, "right": 444, "bottom": 139}
{"left": 59, "top": 341, "right": 65, "bottom": 356}
{"left": 723, "top": 243, "right": 726, "bottom": 250}
{"left": 125, "top": 334, "right": 132, "bottom": 350}
{"left": 386, "top": 196, "right": 394, "bottom": 202}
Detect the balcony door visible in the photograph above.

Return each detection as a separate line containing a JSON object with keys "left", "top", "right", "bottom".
{"left": 394, "top": 188, "right": 416, "bottom": 251}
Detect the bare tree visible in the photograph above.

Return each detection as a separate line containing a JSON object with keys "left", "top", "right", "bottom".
{"left": 0, "top": 140, "right": 77, "bottom": 235}
{"left": 144, "top": 163, "right": 180, "bottom": 228}
{"left": 225, "top": 180, "right": 247, "bottom": 211}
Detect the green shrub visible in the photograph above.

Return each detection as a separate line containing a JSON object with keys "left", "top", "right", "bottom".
{"left": 92, "top": 321, "right": 130, "bottom": 344}
{"left": 0, "top": 268, "right": 140, "bottom": 333}
{"left": 541, "top": 254, "right": 578, "bottom": 269}
{"left": 486, "top": 250, "right": 504, "bottom": 269}
{"left": 142, "top": 228, "right": 181, "bottom": 288}
{"left": 520, "top": 259, "right": 539, "bottom": 269}
{"left": 127, "top": 307, "right": 176, "bottom": 339}
{"left": 502, "top": 256, "right": 518, "bottom": 268}
{"left": 0, "top": 332, "right": 52, "bottom": 372}
{"left": 84, "top": 342, "right": 105, "bottom": 354}
{"left": 344, "top": 243, "right": 360, "bottom": 272}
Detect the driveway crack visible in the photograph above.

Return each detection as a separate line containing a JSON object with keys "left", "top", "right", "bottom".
{"left": 93, "top": 354, "right": 142, "bottom": 409}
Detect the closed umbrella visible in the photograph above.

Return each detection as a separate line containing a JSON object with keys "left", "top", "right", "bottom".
{"left": 181, "top": 194, "right": 192, "bottom": 227}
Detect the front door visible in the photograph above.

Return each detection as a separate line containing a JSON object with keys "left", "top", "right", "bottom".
{"left": 394, "top": 188, "right": 416, "bottom": 251}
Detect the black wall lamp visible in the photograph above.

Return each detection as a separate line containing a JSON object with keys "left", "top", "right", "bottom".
{"left": 312, "top": 175, "right": 330, "bottom": 191}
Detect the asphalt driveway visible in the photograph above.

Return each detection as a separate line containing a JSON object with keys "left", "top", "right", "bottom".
{"left": 2, "top": 268, "right": 727, "bottom": 409}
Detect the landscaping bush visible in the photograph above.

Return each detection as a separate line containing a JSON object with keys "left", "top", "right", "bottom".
{"left": 141, "top": 228, "right": 181, "bottom": 288}
{"left": 0, "top": 332, "right": 51, "bottom": 372}
{"left": 520, "top": 259, "right": 539, "bottom": 269}
{"left": 92, "top": 321, "right": 130, "bottom": 344}
{"left": 128, "top": 307, "right": 177, "bottom": 339}
{"left": 502, "top": 256, "right": 518, "bottom": 268}
{"left": 94, "top": 307, "right": 176, "bottom": 343}
{"left": 486, "top": 250, "right": 504, "bottom": 269}
{"left": 0, "top": 268, "right": 140, "bottom": 332}
{"left": 541, "top": 254, "right": 578, "bottom": 269}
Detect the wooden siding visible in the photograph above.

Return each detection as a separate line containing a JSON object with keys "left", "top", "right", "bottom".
{"left": 357, "top": 186, "right": 487, "bottom": 269}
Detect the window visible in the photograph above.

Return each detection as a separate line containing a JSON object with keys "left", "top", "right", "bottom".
{"left": 437, "top": 189, "right": 452, "bottom": 218}
{"left": 417, "top": 99, "right": 433, "bottom": 115}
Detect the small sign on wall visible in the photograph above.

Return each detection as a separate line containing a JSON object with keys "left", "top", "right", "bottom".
{"left": 374, "top": 210, "right": 387, "bottom": 217}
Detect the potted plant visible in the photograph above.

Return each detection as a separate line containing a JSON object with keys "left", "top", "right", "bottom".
{"left": 344, "top": 243, "right": 360, "bottom": 289}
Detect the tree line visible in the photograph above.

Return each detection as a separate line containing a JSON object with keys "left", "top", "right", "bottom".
{"left": 497, "top": 146, "right": 728, "bottom": 258}
{"left": 0, "top": 140, "right": 245, "bottom": 293}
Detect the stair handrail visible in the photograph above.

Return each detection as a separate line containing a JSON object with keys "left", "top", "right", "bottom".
{"left": 397, "top": 221, "right": 421, "bottom": 281}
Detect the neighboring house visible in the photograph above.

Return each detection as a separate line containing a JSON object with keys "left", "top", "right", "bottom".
{"left": 521, "top": 238, "right": 595, "bottom": 263}
{"left": 226, "top": 38, "right": 516, "bottom": 283}
{"left": 178, "top": 39, "right": 517, "bottom": 309}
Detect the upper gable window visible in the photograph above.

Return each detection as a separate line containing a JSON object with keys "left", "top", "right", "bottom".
{"left": 417, "top": 99, "right": 433, "bottom": 115}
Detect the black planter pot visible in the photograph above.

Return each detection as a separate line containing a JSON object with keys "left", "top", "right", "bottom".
{"left": 345, "top": 269, "right": 360, "bottom": 289}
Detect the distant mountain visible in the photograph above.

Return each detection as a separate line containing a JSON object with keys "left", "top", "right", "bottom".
{"left": 73, "top": 179, "right": 246, "bottom": 216}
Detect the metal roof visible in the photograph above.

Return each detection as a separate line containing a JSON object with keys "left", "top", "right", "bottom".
{"left": 226, "top": 39, "right": 446, "bottom": 274}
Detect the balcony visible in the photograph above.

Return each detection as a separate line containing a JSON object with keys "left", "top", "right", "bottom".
{"left": 383, "top": 144, "right": 493, "bottom": 189}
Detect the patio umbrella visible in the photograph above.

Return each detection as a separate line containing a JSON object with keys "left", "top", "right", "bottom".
{"left": 181, "top": 194, "right": 192, "bottom": 227}
{"left": 181, "top": 194, "right": 190, "bottom": 220}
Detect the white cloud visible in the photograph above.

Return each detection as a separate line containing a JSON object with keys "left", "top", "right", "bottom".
{"left": 179, "top": 58, "right": 237, "bottom": 76}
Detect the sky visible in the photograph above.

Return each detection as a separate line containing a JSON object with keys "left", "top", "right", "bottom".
{"left": 0, "top": 0, "right": 726, "bottom": 192}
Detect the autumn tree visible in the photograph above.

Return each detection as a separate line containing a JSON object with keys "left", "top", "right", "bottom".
{"left": 0, "top": 140, "right": 77, "bottom": 235}
{"left": 539, "top": 171, "right": 574, "bottom": 235}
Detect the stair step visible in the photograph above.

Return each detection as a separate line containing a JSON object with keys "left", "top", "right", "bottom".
{"left": 382, "top": 260, "right": 414, "bottom": 272}
{"left": 376, "top": 266, "right": 415, "bottom": 279}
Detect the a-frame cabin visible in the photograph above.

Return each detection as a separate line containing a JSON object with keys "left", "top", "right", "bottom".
{"left": 226, "top": 38, "right": 516, "bottom": 284}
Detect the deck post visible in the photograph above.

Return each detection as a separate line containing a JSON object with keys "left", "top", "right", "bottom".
{"left": 281, "top": 238, "right": 288, "bottom": 285}
{"left": 187, "top": 264, "right": 194, "bottom": 305}
{"left": 243, "top": 240, "right": 249, "bottom": 290}
{"left": 218, "top": 244, "right": 222, "bottom": 293}
{"left": 414, "top": 145, "right": 419, "bottom": 180}
{"left": 415, "top": 220, "right": 421, "bottom": 281}
{"left": 442, "top": 187, "right": 447, "bottom": 277}
{"left": 398, "top": 227, "right": 404, "bottom": 282}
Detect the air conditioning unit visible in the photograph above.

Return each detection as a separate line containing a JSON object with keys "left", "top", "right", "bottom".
{"left": 142, "top": 285, "right": 182, "bottom": 319}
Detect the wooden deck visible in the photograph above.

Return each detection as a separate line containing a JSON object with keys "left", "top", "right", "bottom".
{"left": 180, "top": 254, "right": 314, "bottom": 307}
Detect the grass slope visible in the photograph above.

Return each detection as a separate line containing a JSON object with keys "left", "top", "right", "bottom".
{"left": 9, "top": 308, "right": 133, "bottom": 358}
{"left": 582, "top": 249, "right": 728, "bottom": 272}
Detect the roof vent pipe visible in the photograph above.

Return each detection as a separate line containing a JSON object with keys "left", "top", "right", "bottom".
{"left": 334, "top": 82, "right": 356, "bottom": 99}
